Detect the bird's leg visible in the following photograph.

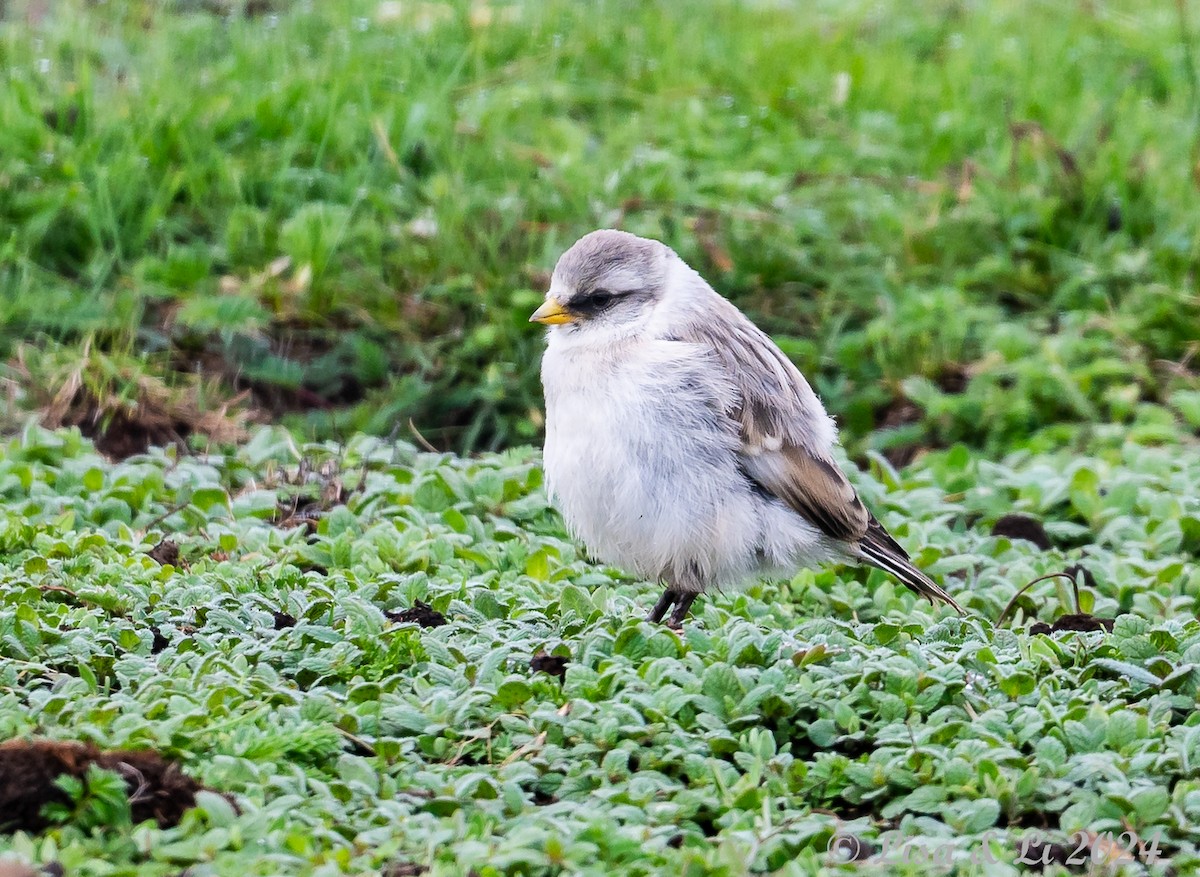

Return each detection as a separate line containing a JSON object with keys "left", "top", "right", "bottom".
{"left": 666, "top": 592, "right": 698, "bottom": 629}
{"left": 646, "top": 589, "right": 678, "bottom": 623}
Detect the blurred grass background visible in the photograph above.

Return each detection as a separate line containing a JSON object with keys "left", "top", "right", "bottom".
{"left": 0, "top": 0, "right": 1197, "bottom": 458}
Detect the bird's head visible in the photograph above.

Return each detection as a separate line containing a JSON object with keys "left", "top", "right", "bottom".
{"left": 529, "top": 230, "right": 671, "bottom": 332}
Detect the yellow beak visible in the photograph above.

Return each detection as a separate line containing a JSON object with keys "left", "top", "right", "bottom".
{"left": 529, "top": 297, "right": 575, "bottom": 325}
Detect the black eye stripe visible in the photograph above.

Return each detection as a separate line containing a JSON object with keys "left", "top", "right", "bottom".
{"left": 571, "top": 288, "right": 619, "bottom": 314}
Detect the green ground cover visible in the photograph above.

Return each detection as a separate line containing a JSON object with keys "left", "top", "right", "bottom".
{"left": 1, "top": 0, "right": 1200, "bottom": 874}
{"left": 0, "top": 424, "right": 1198, "bottom": 875}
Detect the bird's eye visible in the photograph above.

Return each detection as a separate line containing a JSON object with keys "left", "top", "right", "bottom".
{"left": 569, "top": 288, "right": 623, "bottom": 317}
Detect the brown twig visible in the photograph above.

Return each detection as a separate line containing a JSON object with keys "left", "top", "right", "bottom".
{"left": 408, "top": 419, "right": 439, "bottom": 454}
{"left": 142, "top": 499, "right": 192, "bottom": 534}
{"left": 996, "top": 572, "right": 1079, "bottom": 628}
{"left": 336, "top": 727, "right": 378, "bottom": 757}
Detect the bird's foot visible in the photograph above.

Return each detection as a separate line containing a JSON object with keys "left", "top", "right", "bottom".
{"left": 646, "top": 589, "right": 678, "bottom": 624}
{"left": 647, "top": 589, "right": 699, "bottom": 627}
{"left": 666, "top": 593, "right": 697, "bottom": 629}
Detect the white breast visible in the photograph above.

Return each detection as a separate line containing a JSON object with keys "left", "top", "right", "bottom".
{"left": 540, "top": 333, "right": 763, "bottom": 587}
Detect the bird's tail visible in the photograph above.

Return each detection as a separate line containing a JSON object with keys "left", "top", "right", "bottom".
{"left": 858, "top": 519, "right": 964, "bottom": 615}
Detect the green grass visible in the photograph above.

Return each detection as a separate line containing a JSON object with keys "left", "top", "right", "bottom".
{"left": 1, "top": 0, "right": 1197, "bottom": 453}
{"left": 0, "top": 423, "right": 1198, "bottom": 875}
{"left": 2, "top": 0, "right": 1200, "bottom": 874}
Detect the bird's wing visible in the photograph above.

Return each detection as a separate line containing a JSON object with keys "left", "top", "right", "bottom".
{"left": 674, "top": 296, "right": 869, "bottom": 543}
{"left": 675, "top": 294, "right": 963, "bottom": 613}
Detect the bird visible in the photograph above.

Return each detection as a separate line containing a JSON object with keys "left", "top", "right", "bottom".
{"left": 530, "top": 229, "right": 964, "bottom": 628}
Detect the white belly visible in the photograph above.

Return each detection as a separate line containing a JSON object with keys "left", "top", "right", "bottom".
{"left": 541, "top": 337, "right": 762, "bottom": 587}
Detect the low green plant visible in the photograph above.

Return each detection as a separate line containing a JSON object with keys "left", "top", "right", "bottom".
{"left": 40, "top": 765, "right": 134, "bottom": 832}
{"left": 0, "top": 422, "right": 1195, "bottom": 873}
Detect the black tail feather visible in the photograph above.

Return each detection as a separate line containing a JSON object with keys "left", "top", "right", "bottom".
{"left": 859, "top": 518, "right": 964, "bottom": 615}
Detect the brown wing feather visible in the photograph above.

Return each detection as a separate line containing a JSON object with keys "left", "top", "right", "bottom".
{"left": 761, "top": 447, "right": 868, "bottom": 542}
{"left": 675, "top": 293, "right": 868, "bottom": 543}
{"left": 674, "top": 285, "right": 961, "bottom": 613}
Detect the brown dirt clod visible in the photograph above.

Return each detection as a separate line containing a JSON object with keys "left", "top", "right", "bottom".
{"left": 384, "top": 600, "right": 447, "bottom": 628}
{"left": 381, "top": 864, "right": 426, "bottom": 877}
{"left": 0, "top": 739, "right": 205, "bottom": 833}
{"left": 272, "top": 611, "right": 298, "bottom": 630}
{"left": 147, "top": 539, "right": 181, "bottom": 566}
{"left": 150, "top": 626, "right": 170, "bottom": 654}
{"left": 0, "top": 863, "right": 59, "bottom": 877}
{"left": 1062, "top": 563, "right": 1097, "bottom": 591}
{"left": 529, "top": 652, "right": 569, "bottom": 680}
{"left": 990, "top": 513, "right": 1053, "bottom": 550}
{"left": 81, "top": 405, "right": 189, "bottom": 460}
{"left": 1029, "top": 613, "right": 1115, "bottom": 636}
{"left": 20, "top": 345, "right": 250, "bottom": 462}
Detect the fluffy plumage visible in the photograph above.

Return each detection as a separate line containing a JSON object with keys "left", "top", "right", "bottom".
{"left": 533, "top": 229, "right": 963, "bottom": 625}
